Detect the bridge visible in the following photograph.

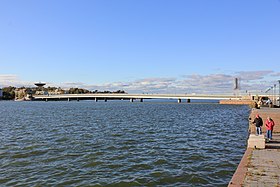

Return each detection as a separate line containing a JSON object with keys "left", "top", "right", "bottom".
{"left": 33, "top": 93, "right": 244, "bottom": 103}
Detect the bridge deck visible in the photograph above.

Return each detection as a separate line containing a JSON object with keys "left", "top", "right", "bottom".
{"left": 33, "top": 93, "right": 243, "bottom": 101}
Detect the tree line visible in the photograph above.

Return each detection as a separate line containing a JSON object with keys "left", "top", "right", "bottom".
{"left": 0, "top": 86, "right": 126, "bottom": 100}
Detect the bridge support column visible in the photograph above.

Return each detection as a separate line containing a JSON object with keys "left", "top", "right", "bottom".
{"left": 77, "top": 98, "right": 79, "bottom": 102}
{"left": 140, "top": 98, "right": 143, "bottom": 102}
{"left": 68, "top": 98, "right": 70, "bottom": 102}
{"left": 104, "top": 98, "right": 107, "bottom": 102}
{"left": 187, "top": 99, "right": 190, "bottom": 103}
{"left": 178, "top": 99, "right": 181, "bottom": 103}
{"left": 45, "top": 98, "right": 48, "bottom": 102}
{"left": 95, "top": 98, "right": 98, "bottom": 102}
{"left": 130, "top": 98, "right": 134, "bottom": 102}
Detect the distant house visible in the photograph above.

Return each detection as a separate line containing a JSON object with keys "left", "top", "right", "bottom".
{"left": 48, "top": 88, "right": 65, "bottom": 95}
{"left": 35, "top": 90, "right": 49, "bottom": 95}
{"left": 14, "top": 88, "right": 33, "bottom": 101}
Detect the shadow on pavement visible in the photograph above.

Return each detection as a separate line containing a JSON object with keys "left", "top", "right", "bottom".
{"left": 265, "top": 136, "right": 280, "bottom": 149}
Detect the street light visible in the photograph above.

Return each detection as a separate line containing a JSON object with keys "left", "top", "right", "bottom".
{"left": 274, "top": 84, "right": 277, "bottom": 106}
{"left": 265, "top": 87, "right": 272, "bottom": 93}
{"left": 278, "top": 80, "right": 280, "bottom": 106}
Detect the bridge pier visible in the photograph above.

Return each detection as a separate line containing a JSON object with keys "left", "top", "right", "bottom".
{"left": 178, "top": 99, "right": 181, "bottom": 103}
{"left": 68, "top": 98, "right": 70, "bottom": 102}
{"left": 45, "top": 98, "right": 48, "bottom": 102}
{"left": 187, "top": 99, "right": 190, "bottom": 103}
{"left": 95, "top": 98, "right": 98, "bottom": 102}
{"left": 77, "top": 98, "right": 79, "bottom": 102}
{"left": 104, "top": 98, "right": 107, "bottom": 102}
{"left": 140, "top": 98, "right": 143, "bottom": 102}
{"left": 130, "top": 98, "right": 134, "bottom": 102}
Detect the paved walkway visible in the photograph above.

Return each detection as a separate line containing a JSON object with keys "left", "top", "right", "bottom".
{"left": 250, "top": 108, "right": 280, "bottom": 133}
{"left": 243, "top": 134, "right": 280, "bottom": 186}
{"left": 229, "top": 108, "right": 280, "bottom": 186}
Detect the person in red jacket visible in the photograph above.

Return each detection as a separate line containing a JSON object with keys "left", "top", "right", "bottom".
{"left": 265, "top": 117, "right": 275, "bottom": 141}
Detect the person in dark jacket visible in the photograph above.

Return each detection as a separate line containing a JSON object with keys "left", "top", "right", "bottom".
{"left": 252, "top": 114, "right": 263, "bottom": 135}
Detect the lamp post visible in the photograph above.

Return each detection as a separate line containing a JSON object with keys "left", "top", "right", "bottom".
{"left": 270, "top": 86, "right": 273, "bottom": 105}
{"left": 278, "top": 80, "right": 280, "bottom": 106}
{"left": 272, "top": 85, "right": 275, "bottom": 105}
{"left": 274, "top": 84, "right": 277, "bottom": 106}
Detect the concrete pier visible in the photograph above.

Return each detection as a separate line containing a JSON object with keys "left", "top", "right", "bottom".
{"left": 229, "top": 108, "right": 280, "bottom": 186}
{"left": 243, "top": 136, "right": 280, "bottom": 186}
{"left": 220, "top": 100, "right": 254, "bottom": 105}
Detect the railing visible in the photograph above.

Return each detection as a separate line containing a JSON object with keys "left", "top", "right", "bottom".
{"left": 33, "top": 93, "right": 244, "bottom": 101}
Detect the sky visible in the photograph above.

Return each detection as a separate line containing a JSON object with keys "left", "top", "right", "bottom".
{"left": 1, "top": 0, "right": 280, "bottom": 94}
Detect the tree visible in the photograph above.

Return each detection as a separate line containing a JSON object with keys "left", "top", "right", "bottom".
{"left": 2, "top": 86, "right": 16, "bottom": 100}
{"left": 115, "top": 90, "right": 126, "bottom": 93}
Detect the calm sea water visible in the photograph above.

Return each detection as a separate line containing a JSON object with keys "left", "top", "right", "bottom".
{"left": 0, "top": 101, "right": 250, "bottom": 186}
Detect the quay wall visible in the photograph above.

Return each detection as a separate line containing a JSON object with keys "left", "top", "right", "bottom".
{"left": 219, "top": 99, "right": 254, "bottom": 105}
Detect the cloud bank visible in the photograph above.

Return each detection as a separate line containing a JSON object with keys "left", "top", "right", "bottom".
{"left": 0, "top": 71, "right": 279, "bottom": 94}
{"left": 0, "top": 75, "right": 34, "bottom": 87}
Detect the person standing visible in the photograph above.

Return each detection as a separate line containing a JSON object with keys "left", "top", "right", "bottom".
{"left": 265, "top": 117, "right": 275, "bottom": 141}
{"left": 252, "top": 114, "right": 263, "bottom": 135}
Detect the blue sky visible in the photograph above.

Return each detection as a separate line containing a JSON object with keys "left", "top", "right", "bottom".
{"left": 1, "top": 0, "right": 280, "bottom": 93}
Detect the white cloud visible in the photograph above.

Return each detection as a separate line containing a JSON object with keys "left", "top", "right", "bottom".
{"left": 178, "top": 74, "right": 234, "bottom": 93}
{"left": 0, "top": 74, "right": 33, "bottom": 87}
{"left": 235, "top": 71, "right": 274, "bottom": 81}
{"left": 270, "top": 72, "right": 280, "bottom": 77}
{"left": 1, "top": 71, "right": 280, "bottom": 94}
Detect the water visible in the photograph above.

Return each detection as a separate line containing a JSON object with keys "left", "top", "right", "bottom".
{"left": 0, "top": 101, "right": 250, "bottom": 186}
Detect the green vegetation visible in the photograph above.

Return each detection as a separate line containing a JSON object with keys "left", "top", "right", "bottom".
{"left": 68, "top": 88, "right": 91, "bottom": 94}
{"left": 0, "top": 86, "right": 126, "bottom": 100}
{"left": 68, "top": 88, "right": 125, "bottom": 94}
{"left": 2, "top": 86, "right": 16, "bottom": 100}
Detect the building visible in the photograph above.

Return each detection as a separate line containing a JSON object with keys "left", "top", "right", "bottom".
{"left": 14, "top": 88, "right": 33, "bottom": 101}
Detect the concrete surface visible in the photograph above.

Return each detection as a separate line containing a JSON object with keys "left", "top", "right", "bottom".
{"left": 229, "top": 108, "right": 280, "bottom": 186}
{"left": 243, "top": 134, "right": 280, "bottom": 186}
{"left": 247, "top": 134, "right": 265, "bottom": 149}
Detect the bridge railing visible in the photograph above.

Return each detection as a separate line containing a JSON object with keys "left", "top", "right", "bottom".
{"left": 33, "top": 93, "right": 245, "bottom": 101}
